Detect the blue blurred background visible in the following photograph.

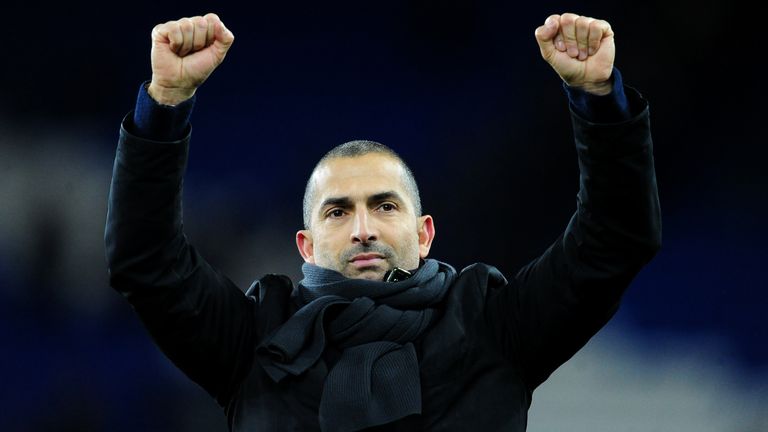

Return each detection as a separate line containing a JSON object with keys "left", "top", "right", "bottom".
{"left": 1, "top": 0, "right": 765, "bottom": 430}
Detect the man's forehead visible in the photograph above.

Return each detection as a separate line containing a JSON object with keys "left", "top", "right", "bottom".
{"left": 311, "top": 154, "right": 410, "bottom": 201}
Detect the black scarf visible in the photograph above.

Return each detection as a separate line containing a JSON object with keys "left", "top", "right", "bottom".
{"left": 256, "top": 258, "right": 457, "bottom": 432}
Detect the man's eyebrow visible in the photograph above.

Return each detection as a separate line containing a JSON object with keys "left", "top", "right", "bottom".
{"left": 319, "top": 191, "right": 405, "bottom": 211}
{"left": 319, "top": 196, "right": 353, "bottom": 210}
{"left": 368, "top": 191, "right": 405, "bottom": 205}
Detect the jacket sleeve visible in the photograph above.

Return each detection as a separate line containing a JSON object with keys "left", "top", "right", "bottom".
{"left": 104, "top": 115, "right": 258, "bottom": 406}
{"left": 484, "top": 86, "right": 662, "bottom": 391}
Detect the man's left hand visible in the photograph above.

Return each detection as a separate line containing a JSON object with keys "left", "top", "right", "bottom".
{"left": 534, "top": 13, "right": 615, "bottom": 95}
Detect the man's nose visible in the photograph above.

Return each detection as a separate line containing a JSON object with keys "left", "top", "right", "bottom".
{"left": 350, "top": 209, "right": 378, "bottom": 244}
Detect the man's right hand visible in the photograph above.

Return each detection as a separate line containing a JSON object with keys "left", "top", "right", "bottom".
{"left": 148, "top": 13, "right": 234, "bottom": 106}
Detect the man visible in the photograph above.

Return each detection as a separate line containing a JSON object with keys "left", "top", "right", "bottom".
{"left": 105, "top": 11, "right": 661, "bottom": 431}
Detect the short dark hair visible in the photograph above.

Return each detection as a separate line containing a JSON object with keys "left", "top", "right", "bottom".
{"left": 302, "top": 140, "right": 422, "bottom": 229}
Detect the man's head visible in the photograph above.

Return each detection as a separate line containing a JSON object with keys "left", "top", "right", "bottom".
{"left": 296, "top": 140, "right": 435, "bottom": 281}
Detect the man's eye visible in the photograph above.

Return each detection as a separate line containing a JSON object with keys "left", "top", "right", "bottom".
{"left": 379, "top": 203, "right": 396, "bottom": 212}
{"left": 328, "top": 209, "right": 345, "bottom": 218}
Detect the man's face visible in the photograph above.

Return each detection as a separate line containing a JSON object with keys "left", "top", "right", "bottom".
{"left": 296, "top": 153, "right": 434, "bottom": 281}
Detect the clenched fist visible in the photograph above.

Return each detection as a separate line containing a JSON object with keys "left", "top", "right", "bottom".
{"left": 148, "top": 13, "right": 235, "bottom": 105}
{"left": 534, "top": 13, "right": 615, "bottom": 95}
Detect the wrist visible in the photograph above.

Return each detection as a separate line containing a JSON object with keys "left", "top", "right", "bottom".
{"left": 566, "top": 79, "right": 613, "bottom": 96}
{"left": 147, "top": 81, "right": 196, "bottom": 106}
{"left": 563, "top": 68, "right": 631, "bottom": 123}
{"left": 130, "top": 81, "right": 195, "bottom": 141}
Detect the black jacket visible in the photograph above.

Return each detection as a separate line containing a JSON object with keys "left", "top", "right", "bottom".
{"left": 105, "top": 85, "right": 660, "bottom": 431}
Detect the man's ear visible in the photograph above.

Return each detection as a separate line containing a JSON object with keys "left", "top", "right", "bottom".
{"left": 296, "top": 229, "right": 315, "bottom": 263}
{"left": 417, "top": 215, "right": 435, "bottom": 259}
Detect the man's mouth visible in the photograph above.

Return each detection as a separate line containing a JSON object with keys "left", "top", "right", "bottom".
{"left": 349, "top": 253, "right": 385, "bottom": 268}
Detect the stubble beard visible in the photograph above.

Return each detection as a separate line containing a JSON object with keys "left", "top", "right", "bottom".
{"left": 339, "top": 242, "right": 396, "bottom": 280}
{"left": 318, "top": 240, "right": 418, "bottom": 280}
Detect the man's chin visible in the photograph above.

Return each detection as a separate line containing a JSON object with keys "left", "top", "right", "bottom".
{"left": 343, "top": 266, "right": 388, "bottom": 281}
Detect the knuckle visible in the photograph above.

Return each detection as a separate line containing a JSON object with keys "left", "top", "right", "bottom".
{"left": 575, "top": 16, "right": 591, "bottom": 30}
{"left": 590, "top": 20, "right": 604, "bottom": 32}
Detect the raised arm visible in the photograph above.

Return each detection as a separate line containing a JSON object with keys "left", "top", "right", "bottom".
{"left": 104, "top": 14, "right": 255, "bottom": 406}
{"left": 484, "top": 13, "right": 661, "bottom": 390}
